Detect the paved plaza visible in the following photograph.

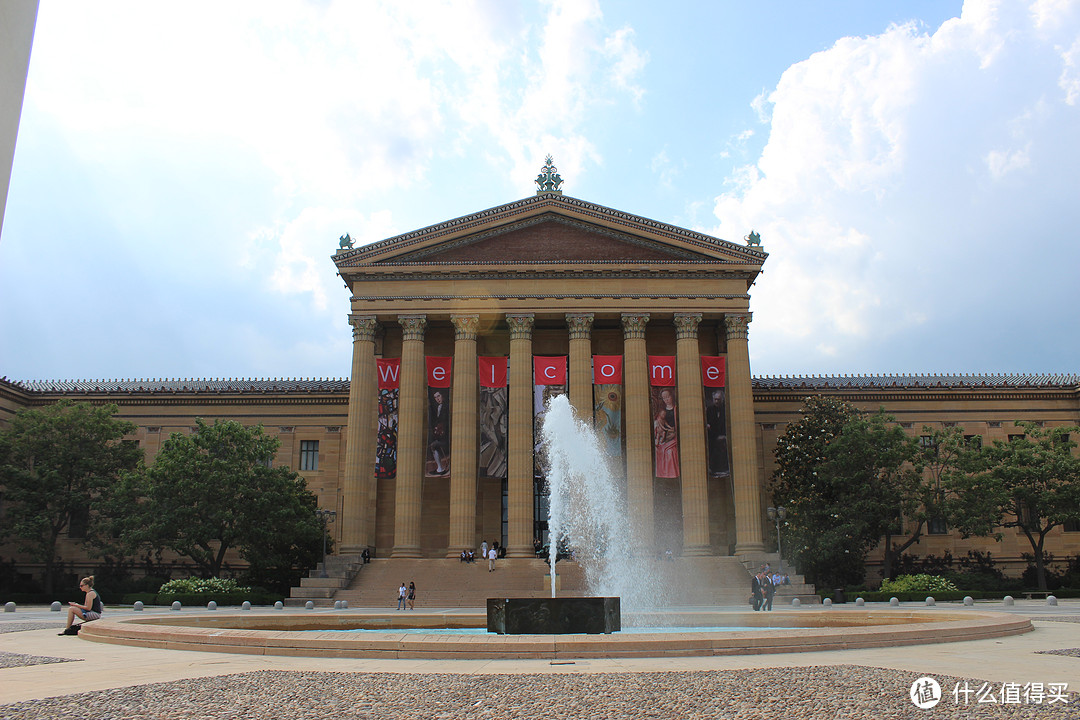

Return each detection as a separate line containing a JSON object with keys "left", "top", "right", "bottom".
{"left": 1, "top": 600, "right": 1078, "bottom": 718}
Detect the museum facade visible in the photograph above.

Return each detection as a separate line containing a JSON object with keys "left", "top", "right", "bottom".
{"left": 3, "top": 164, "right": 1079, "bottom": 579}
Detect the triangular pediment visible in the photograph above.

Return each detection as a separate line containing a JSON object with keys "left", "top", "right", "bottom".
{"left": 334, "top": 193, "right": 767, "bottom": 271}
{"left": 386, "top": 216, "right": 709, "bottom": 263}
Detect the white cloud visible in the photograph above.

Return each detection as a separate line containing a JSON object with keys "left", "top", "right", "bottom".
{"left": 715, "top": 0, "right": 1080, "bottom": 373}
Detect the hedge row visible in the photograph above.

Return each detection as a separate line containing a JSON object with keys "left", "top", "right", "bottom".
{"left": 821, "top": 588, "right": 1080, "bottom": 602}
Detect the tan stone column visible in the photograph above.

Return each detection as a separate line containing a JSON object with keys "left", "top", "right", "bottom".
{"left": 566, "top": 313, "right": 594, "bottom": 420}
{"left": 446, "top": 314, "right": 479, "bottom": 557}
{"left": 506, "top": 313, "right": 535, "bottom": 558}
{"left": 391, "top": 314, "right": 427, "bottom": 558}
{"left": 621, "top": 313, "right": 653, "bottom": 551}
{"left": 340, "top": 314, "right": 378, "bottom": 553}
{"left": 674, "top": 313, "right": 710, "bottom": 556}
{"left": 726, "top": 313, "right": 764, "bottom": 553}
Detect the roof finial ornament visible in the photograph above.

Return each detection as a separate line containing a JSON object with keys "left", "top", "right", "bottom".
{"left": 745, "top": 230, "right": 762, "bottom": 247}
{"left": 535, "top": 154, "right": 564, "bottom": 194}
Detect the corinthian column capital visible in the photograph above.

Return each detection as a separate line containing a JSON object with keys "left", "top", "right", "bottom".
{"left": 450, "top": 314, "right": 480, "bottom": 340}
{"left": 566, "top": 313, "right": 595, "bottom": 340}
{"left": 506, "top": 313, "right": 535, "bottom": 340}
{"left": 674, "top": 313, "right": 702, "bottom": 340}
{"left": 724, "top": 313, "right": 752, "bottom": 341}
{"left": 348, "top": 314, "right": 378, "bottom": 343}
{"left": 397, "top": 314, "right": 427, "bottom": 341}
{"left": 621, "top": 313, "right": 650, "bottom": 339}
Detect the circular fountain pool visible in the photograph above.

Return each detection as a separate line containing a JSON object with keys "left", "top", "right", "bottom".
{"left": 78, "top": 608, "right": 1032, "bottom": 660}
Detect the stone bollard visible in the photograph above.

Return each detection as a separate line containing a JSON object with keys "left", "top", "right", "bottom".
{"left": 791, "top": 598, "right": 800, "bottom": 607}
{"left": 51, "top": 601, "right": 62, "bottom": 612}
{"left": 1047, "top": 595, "right": 1058, "bottom": 606}
{"left": 134, "top": 601, "right": 145, "bottom": 611}
{"left": 305, "top": 601, "right": 315, "bottom": 610}
{"left": 242, "top": 601, "right": 251, "bottom": 611}
{"left": 4, "top": 602, "right": 15, "bottom": 613}
{"left": 854, "top": 597, "right": 865, "bottom": 607}
{"left": 171, "top": 601, "right": 182, "bottom": 611}
{"left": 333, "top": 600, "right": 342, "bottom": 610}
{"left": 963, "top": 596, "right": 974, "bottom": 606}
{"left": 925, "top": 597, "right": 936, "bottom": 606}
{"left": 207, "top": 601, "right": 218, "bottom": 610}
{"left": 823, "top": 598, "right": 833, "bottom": 607}
{"left": 1003, "top": 595, "right": 1014, "bottom": 606}
{"left": 889, "top": 597, "right": 899, "bottom": 607}
{"left": 340, "top": 600, "right": 349, "bottom": 609}
{"left": 274, "top": 601, "right": 284, "bottom": 610}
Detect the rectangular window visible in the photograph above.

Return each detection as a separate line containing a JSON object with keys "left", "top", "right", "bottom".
{"left": 1064, "top": 519, "right": 1080, "bottom": 533}
{"left": 1008, "top": 434, "right": 1026, "bottom": 442}
{"left": 927, "top": 517, "right": 949, "bottom": 535}
{"left": 68, "top": 505, "right": 90, "bottom": 539}
{"left": 964, "top": 435, "right": 982, "bottom": 450}
{"left": 300, "top": 440, "right": 319, "bottom": 471}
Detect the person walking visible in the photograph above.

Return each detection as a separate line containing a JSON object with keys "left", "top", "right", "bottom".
{"left": 407, "top": 581, "right": 416, "bottom": 610}
{"left": 396, "top": 582, "right": 407, "bottom": 610}
{"left": 750, "top": 571, "right": 764, "bottom": 611}
{"left": 481, "top": 540, "right": 488, "bottom": 559}
{"left": 763, "top": 572, "right": 776, "bottom": 611}
{"left": 488, "top": 546, "right": 497, "bottom": 572}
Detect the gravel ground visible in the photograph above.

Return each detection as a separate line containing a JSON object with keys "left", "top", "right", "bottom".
{"left": 0, "top": 650, "right": 81, "bottom": 669}
{"left": 0, "top": 621, "right": 64, "bottom": 634}
{"left": 0, "top": 667, "right": 1075, "bottom": 720}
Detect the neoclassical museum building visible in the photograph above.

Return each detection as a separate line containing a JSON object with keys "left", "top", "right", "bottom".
{"left": 2, "top": 161, "right": 1079, "bottom": 582}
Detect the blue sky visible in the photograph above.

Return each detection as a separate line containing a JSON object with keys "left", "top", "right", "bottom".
{"left": 2, "top": 0, "right": 1078, "bottom": 382}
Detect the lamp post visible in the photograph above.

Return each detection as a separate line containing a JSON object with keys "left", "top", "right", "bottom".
{"left": 316, "top": 509, "right": 337, "bottom": 578}
{"left": 766, "top": 506, "right": 786, "bottom": 574}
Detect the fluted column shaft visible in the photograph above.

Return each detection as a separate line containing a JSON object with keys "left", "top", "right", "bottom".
{"left": 506, "top": 313, "right": 535, "bottom": 557}
{"left": 566, "top": 313, "right": 594, "bottom": 420}
{"left": 391, "top": 315, "right": 427, "bottom": 557}
{"left": 726, "top": 313, "right": 764, "bottom": 552}
{"left": 675, "top": 313, "right": 710, "bottom": 556}
{"left": 341, "top": 315, "right": 378, "bottom": 553}
{"left": 446, "top": 314, "right": 479, "bottom": 556}
{"left": 621, "top": 313, "right": 653, "bottom": 551}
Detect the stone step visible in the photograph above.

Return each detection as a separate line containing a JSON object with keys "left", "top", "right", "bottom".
{"left": 300, "top": 577, "right": 350, "bottom": 589}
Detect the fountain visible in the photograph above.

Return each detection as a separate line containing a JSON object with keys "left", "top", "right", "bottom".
{"left": 488, "top": 395, "right": 626, "bottom": 634}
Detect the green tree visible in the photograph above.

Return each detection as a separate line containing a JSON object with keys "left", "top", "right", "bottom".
{"left": 0, "top": 401, "right": 141, "bottom": 593}
{"left": 771, "top": 396, "right": 866, "bottom": 587}
{"left": 949, "top": 422, "right": 1080, "bottom": 591}
{"left": 772, "top": 398, "right": 923, "bottom": 587}
{"left": 830, "top": 410, "right": 921, "bottom": 581}
{"left": 110, "top": 418, "right": 325, "bottom": 584}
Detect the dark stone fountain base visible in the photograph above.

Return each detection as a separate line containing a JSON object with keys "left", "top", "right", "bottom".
{"left": 487, "top": 597, "right": 621, "bottom": 634}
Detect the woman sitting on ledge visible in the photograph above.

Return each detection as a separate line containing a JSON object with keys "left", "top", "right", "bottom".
{"left": 61, "top": 575, "right": 103, "bottom": 634}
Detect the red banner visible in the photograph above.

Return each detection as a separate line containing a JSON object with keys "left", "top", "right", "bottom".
{"left": 426, "top": 357, "right": 452, "bottom": 388}
{"left": 479, "top": 357, "right": 508, "bottom": 388}
{"left": 592, "top": 355, "right": 623, "bottom": 384}
{"left": 648, "top": 356, "right": 676, "bottom": 386}
{"left": 534, "top": 356, "right": 567, "bottom": 385}
{"left": 700, "top": 356, "right": 726, "bottom": 387}
{"left": 376, "top": 358, "right": 401, "bottom": 389}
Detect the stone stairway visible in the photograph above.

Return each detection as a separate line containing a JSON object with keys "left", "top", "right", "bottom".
{"left": 286, "top": 554, "right": 365, "bottom": 607}
{"left": 289, "top": 554, "right": 817, "bottom": 608}
{"left": 734, "top": 550, "right": 820, "bottom": 605}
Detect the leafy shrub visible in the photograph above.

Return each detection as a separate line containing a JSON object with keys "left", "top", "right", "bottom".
{"left": 880, "top": 573, "right": 958, "bottom": 593}
{"left": 158, "top": 577, "right": 251, "bottom": 595}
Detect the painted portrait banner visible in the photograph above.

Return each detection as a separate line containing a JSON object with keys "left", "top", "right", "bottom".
{"left": 648, "top": 355, "right": 679, "bottom": 478}
{"left": 534, "top": 356, "right": 567, "bottom": 478}
{"left": 701, "top": 356, "right": 729, "bottom": 477}
{"left": 592, "top": 355, "right": 623, "bottom": 459}
{"left": 478, "top": 357, "right": 508, "bottom": 479}
{"left": 425, "top": 357, "right": 452, "bottom": 477}
{"left": 375, "top": 358, "right": 400, "bottom": 479}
